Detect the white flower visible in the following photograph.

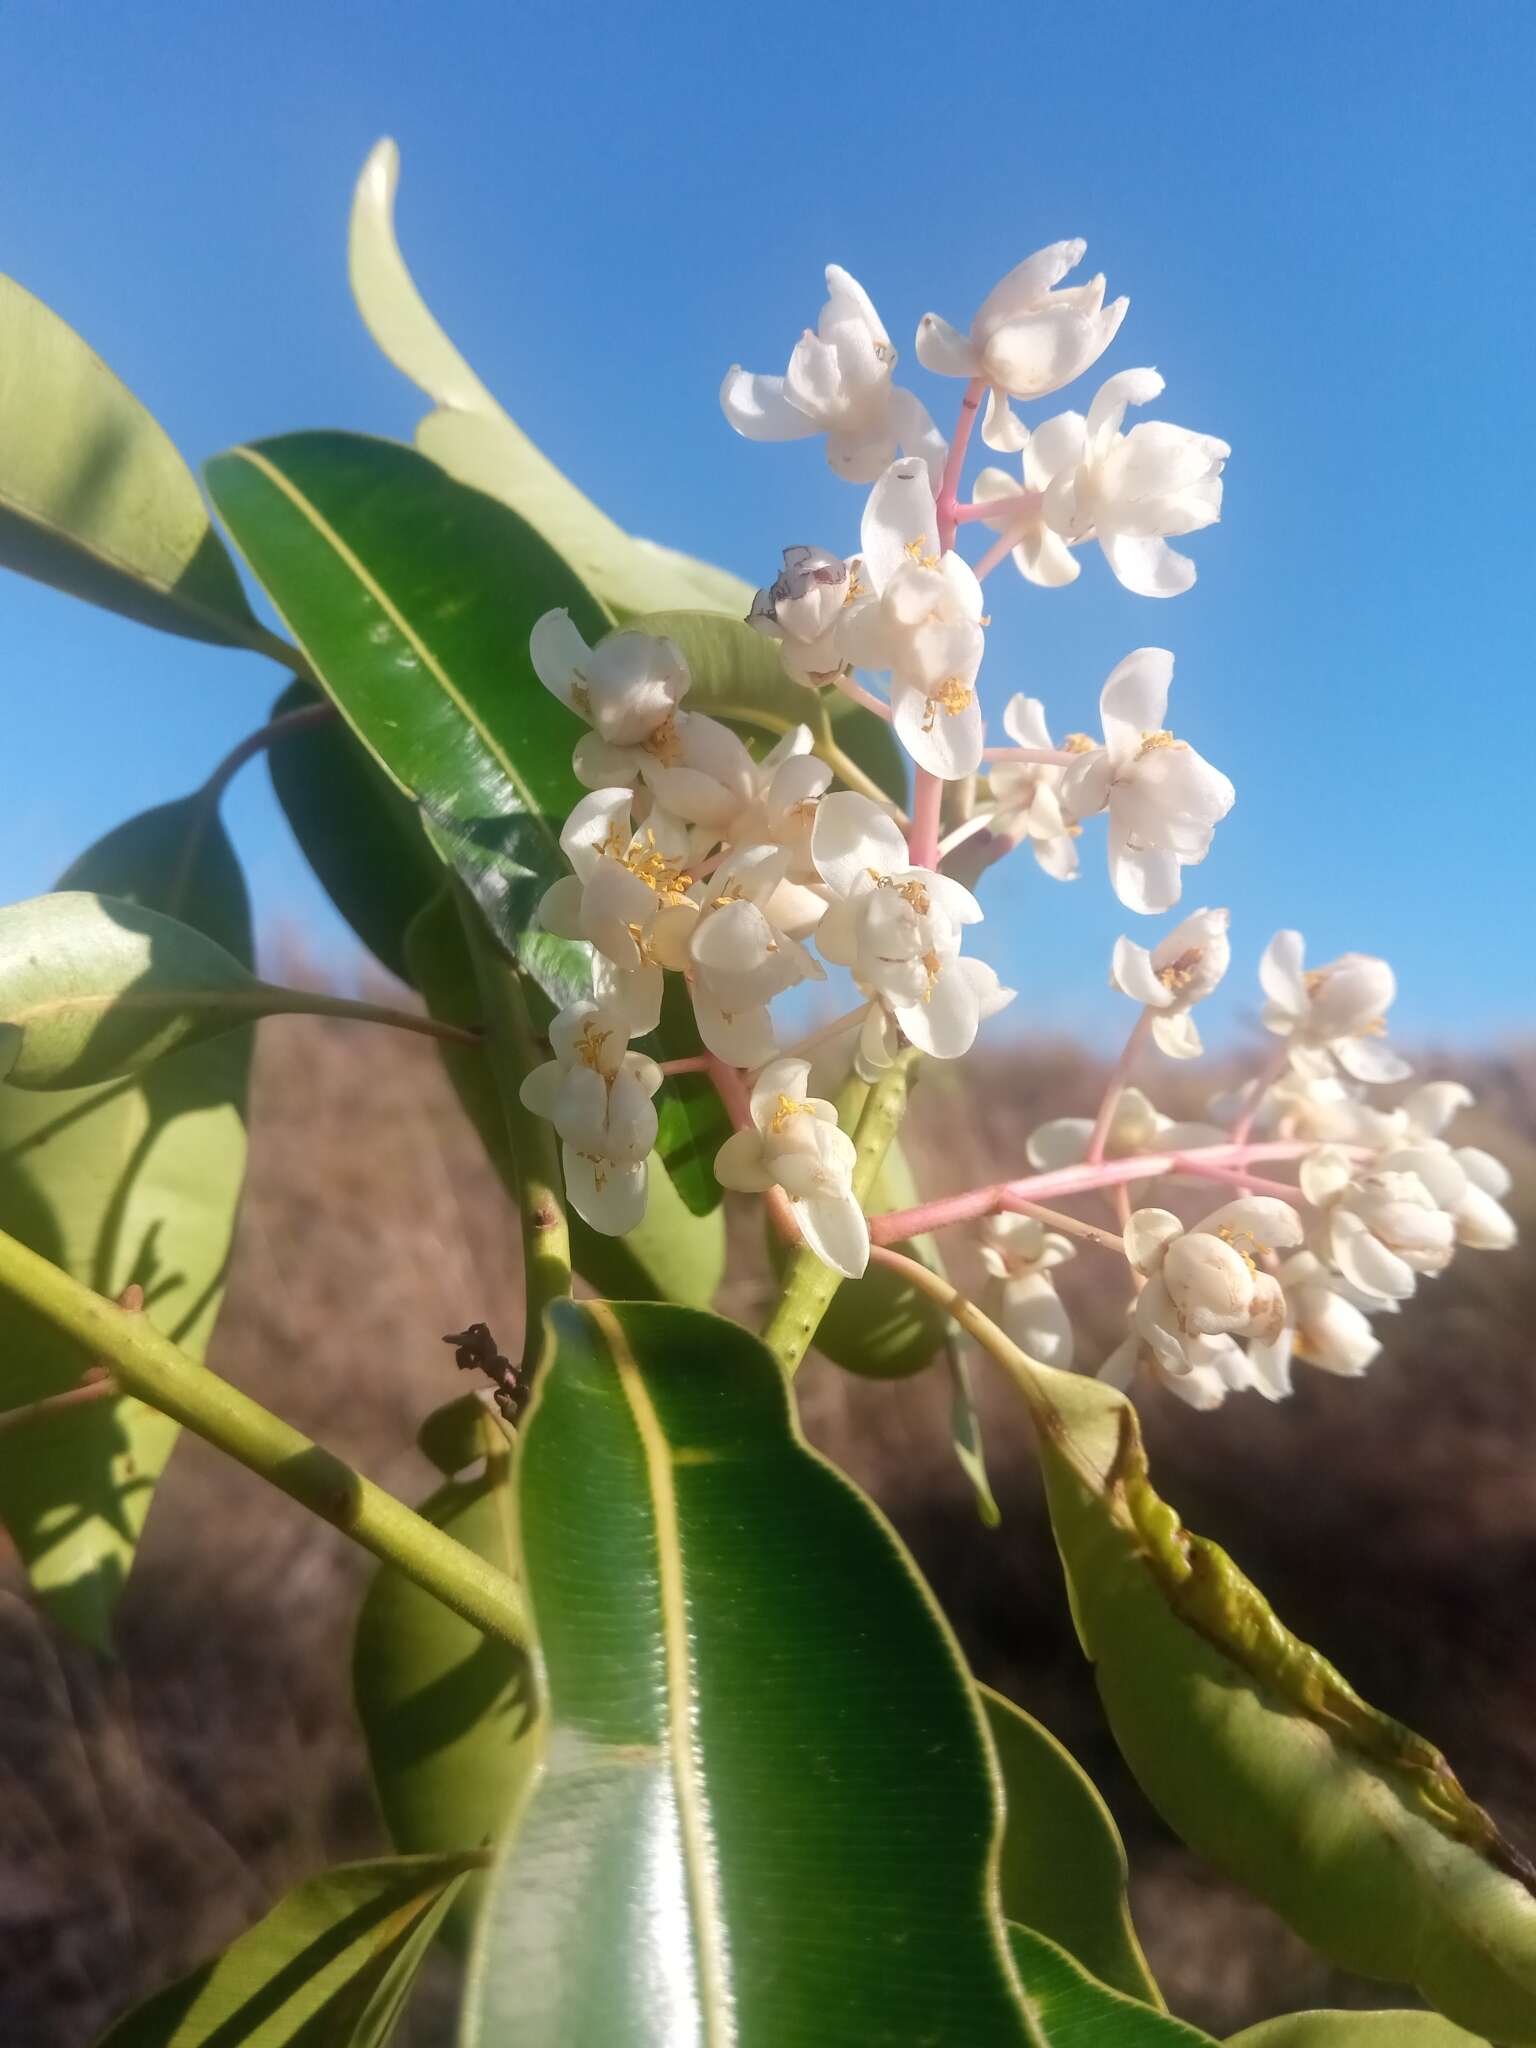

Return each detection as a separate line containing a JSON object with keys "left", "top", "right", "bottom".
{"left": 714, "top": 1058, "right": 869, "bottom": 1277}
{"left": 1035, "top": 371, "right": 1228, "bottom": 598}
{"left": 1110, "top": 907, "right": 1231, "bottom": 1058}
{"left": 531, "top": 612, "right": 689, "bottom": 745}
{"left": 727, "top": 724, "right": 833, "bottom": 894}
{"left": 721, "top": 265, "right": 946, "bottom": 486}
{"left": 1259, "top": 932, "right": 1410, "bottom": 1084}
{"left": 686, "top": 844, "right": 826, "bottom": 1068}
{"left": 986, "top": 696, "right": 1081, "bottom": 880}
{"left": 1246, "top": 1250, "right": 1383, "bottom": 1395}
{"left": 811, "top": 792, "right": 1011, "bottom": 1061}
{"left": 747, "top": 546, "right": 877, "bottom": 689}
{"left": 857, "top": 460, "right": 987, "bottom": 778}
{"left": 979, "top": 1213, "right": 1075, "bottom": 1367}
{"left": 1301, "top": 1146, "right": 1457, "bottom": 1303}
{"left": 970, "top": 423, "right": 1082, "bottom": 586}
{"left": 519, "top": 1001, "right": 663, "bottom": 1234}
{"left": 1127, "top": 1197, "right": 1304, "bottom": 1381}
{"left": 1061, "top": 649, "right": 1234, "bottom": 915}
{"left": 1229, "top": 1068, "right": 1402, "bottom": 1148}
{"left": 1100, "top": 1325, "right": 1273, "bottom": 1411}
{"left": 1390, "top": 1083, "right": 1517, "bottom": 1250}
{"left": 538, "top": 790, "right": 699, "bottom": 1027}
{"left": 1027, "top": 1085, "right": 1222, "bottom": 1173}
{"left": 915, "top": 240, "right": 1126, "bottom": 431}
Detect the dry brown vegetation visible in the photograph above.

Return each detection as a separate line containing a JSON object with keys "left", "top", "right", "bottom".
{"left": 2, "top": 1005, "right": 1533, "bottom": 2044}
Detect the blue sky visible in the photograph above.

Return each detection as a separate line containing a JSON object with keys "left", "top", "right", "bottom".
{"left": 0, "top": 0, "right": 1530, "bottom": 1049}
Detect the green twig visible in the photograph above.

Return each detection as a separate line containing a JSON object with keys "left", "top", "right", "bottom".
{"left": 454, "top": 889, "right": 572, "bottom": 1379}
{"left": 762, "top": 1047, "right": 920, "bottom": 1376}
{"left": 0, "top": 1228, "right": 531, "bottom": 1650}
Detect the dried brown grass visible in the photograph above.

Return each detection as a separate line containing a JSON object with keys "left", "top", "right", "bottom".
{"left": 1, "top": 1010, "right": 1532, "bottom": 2043}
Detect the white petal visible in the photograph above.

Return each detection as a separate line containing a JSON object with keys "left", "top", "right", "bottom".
{"left": 749, "top": 1057, "right": 813, "bottom": 1130}
{"left": 1002, "top": 694, "right": 1053, "bottom": 750}
{"left": 796, "top": 1190, "right": 870, "bottom": 1279}
{"left": 1299, "top": 1145, "right": 1354, "bottom": 1205}
{"left": 1152, "top": 1011, "right": 1204, "bottom": 1059}
{"left": 1100, "top": 647, "right": 1174, "bottom": 758}
{"left": 998, "top": 1276, "right": 1075, "bottom": 1369}
{"left": 537, "top": 874, "right": 587, "bottom": 942}
{"left": 1330, "top": 1211, "right": 1417, "bottom": 1302}
{"left": 973, "top": 241, "right": 1086, "bottom": 331}
{"left": 1125, "top": 1207, "right": 1183, "bottom": 1276}
{"left": 892, "top": 677, "right": 985, "bottom": 779}
{"left": 1259, "top": 930, "right": 1308, "bottom": 1015}
{"left": 1100, "top": 530, "right": 1198, "bottom": 598}
{"left": 1025, "top": 1117, "right": 1092, "bottom": 1170}
{"left": 563, "top": 1147, "right": 647, "bottom": 1235}
{"left": 1014, "top": 525, "right": 1081, "bottom": 587}
{"left": 529, "top": 609, "right": 592, "bottom": 713}
{"left": 860, "top": 458, "right": 941, "bottom": 590}
{"left": 1455, "top": 1185, "right": 1517, "bottom": 1251}
{"left": 720, "top": 367, "right": 818, "bottom": 442}
{"left": 1110, "top": 936, "right": 1168, "bottom": 1008}
{"left": 1024, "top": 411, "right": 1088, "bottom": 491}
{"left": 812, "top": 790, "right": 908, "bottom": 896}
{"left": 1085, "top": 367, "right": 1165, "bottom": 446}
{"left": 894, "top": 955, "right": 981, "bottom": 1059}
{"left": 1335, "top": 1035, "right": 1413, "bottom": 1085}
{"left": 980, "top": 387, "right": 1029, "bottom": 452}
{"left": 1197, "top": 1196, "right": 1304, "bottom": 1249}
{"left": 713, "top": 1128, "right": 777, "bottom": 1193}
{"left": 914, "top": 312, "right": 979, "bottom": 378}
{"left": 1107, "top": 813, "right": 1181, "bottom": 916}
{"left": 691, "top": 984, "right": 779, "bottom": 1069}
{"left": 888, "top": 384, "right": 949, "bottom": 490}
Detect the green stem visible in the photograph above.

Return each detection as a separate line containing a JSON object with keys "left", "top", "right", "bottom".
{"left": 267, "top": 986, "right": 483, "bottom": 1049}
{"left": 762, "top": 1047, "right": 920, "bottom": 1376}
{"left": 455, "top": 890, "right": 572, "bottom": 1376}
{"left": 0, "top": 1226, "right": 531, "bottom": 1649}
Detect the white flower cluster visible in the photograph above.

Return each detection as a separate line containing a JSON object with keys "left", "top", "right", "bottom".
{"left": 979, "top": 926, "right": 1516, "bottom": 1412}
{"left": 729, "top": 245, "right": 1234, "bottom": 908}
{"left": 521, "top": 614, "right": 1014, "bottom": 1266}
{"left": 510, "top": 232, "right": 1515, "bottom": 1398}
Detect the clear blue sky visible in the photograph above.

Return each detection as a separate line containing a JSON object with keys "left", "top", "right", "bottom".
{"left": 1, "top": 0, "right": 1530, "bottom": 1049}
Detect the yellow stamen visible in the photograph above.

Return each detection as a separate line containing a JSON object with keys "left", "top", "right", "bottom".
{"left": 1062, "top": 732, "right": 1096, "bottom": 754}
{"left": 642, "top": 713, "right": 683, "bottom": 765}
{"left": 769, "top": 1092, "right": 811, "bottom": 1133}
{"left": 1155, "top": 947, "right": 1204, "bottom": 992}
{"left": 903, "top": 534, "right": 941, "bottom": 572}
{"left": 1136, "top": 729, "right": 1183, "bottom": 758}
{"left": 574, "top": 1019, "right": 612, "bottom": 1072}
{"left": 921, "top": 676, "right": 974, "bottom": 731}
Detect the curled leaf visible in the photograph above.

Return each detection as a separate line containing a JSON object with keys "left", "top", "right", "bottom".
{"left": 1003, "top": 1351, "right": 1536, "bottom": 2044}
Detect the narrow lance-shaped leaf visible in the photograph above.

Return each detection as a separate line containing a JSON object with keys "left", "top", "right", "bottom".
{"left": 1006, "top": 1352, "right": 1536, "bottom": 2045}
{"left": 981, "top": 1685, "right": 1163, "bottom": 2005}
{"left": 462, "top": 1300, "right": 1041, "bottom": 2047}
{"left": 94, "top": 1852, "right": 478, "bottom": 2047}
{"left": 403, "top": 891, "right": 725, "bottom": 1309}
{"left": 0, "top": 803, "right": 250, "bottom": 1647}
{"left": 1006, "top": 1923, "right": 1219, "bottom": 2046}
{"left": 0, "top": 273, "right": 267, "bottom": 647}
{"left": 353, "top": 1401, "right": 538, "bottom": 1957}
{"left": 349, "top": 138, "right": 755, "bottom": 621}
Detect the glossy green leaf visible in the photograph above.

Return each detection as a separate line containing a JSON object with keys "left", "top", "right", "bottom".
{"left": 0, "top": 273, "right": 265, "bottom": 647}
{"left": 95, "top": 1852, "right": 476, "bottom": 2046}
{"left": 0, "top": 805, "right": 250, "bottom": 1647}
{"left": 1009, "top": 1353, "right": 1536, "bottom": 2043}
{"left": 403, "top": 892, "right": 724, "bottom": 1308}
{"left": 634, "top": 607, "right": 908, "bottom": 810}
{"left": 266, "top": 681, "right": 443, "bottom": 986}
{"left": 1226, "top": 2013, "right": 1489, "bottom": 2046}
{"left": 1006, "top": 1924, "right": 1217, "bottom": 2046}
{"left": 0, "top": 890, "right": 312, "bottom": 1088}
{"left": 354, "top": 1403, "right": 536, "bottom": 1957}
{"left": 349, "top": 138, "right": 754, "bottom": 622}
{"left": 982, "top": 1686, "right": 1162, "bottom": 2004}
{"left": 206, "top": 430, "right": 602, "bottom": 821}
{"left": 463, "top": 1300, "right": 1039, "bottom": 2047}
